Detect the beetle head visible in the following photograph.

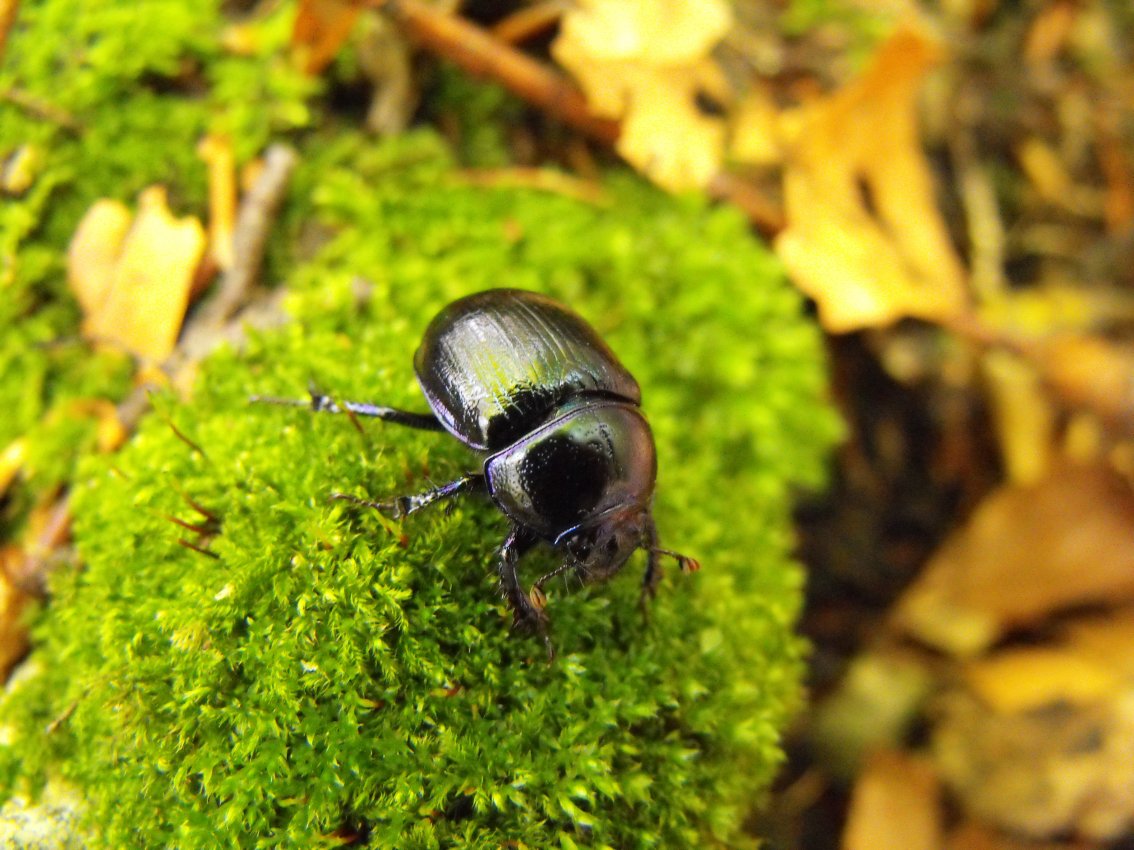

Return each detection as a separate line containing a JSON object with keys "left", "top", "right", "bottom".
{"left": 558, "top": 505, "right": 650, "bottom": 581}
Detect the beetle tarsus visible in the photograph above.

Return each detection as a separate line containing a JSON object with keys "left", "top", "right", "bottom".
{"left": 497, "top": 527, "right": 553, "bottom": 651}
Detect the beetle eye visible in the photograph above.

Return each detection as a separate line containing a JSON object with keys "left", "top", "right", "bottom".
{"left": 566, "top": 536, "right": 592, "bottom": 561}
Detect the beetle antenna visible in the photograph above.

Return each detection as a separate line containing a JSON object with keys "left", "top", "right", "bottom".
{"left": 650, "top": 547, "right": 701, "bottom": 575}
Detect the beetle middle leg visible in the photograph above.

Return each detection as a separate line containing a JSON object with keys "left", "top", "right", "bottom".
{"left": 331, "top": 473, "right": 485, "bottom": 519}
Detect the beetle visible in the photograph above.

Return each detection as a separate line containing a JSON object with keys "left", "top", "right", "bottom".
{"left": 255, "top": 289, "right": 697, "bottom": 656}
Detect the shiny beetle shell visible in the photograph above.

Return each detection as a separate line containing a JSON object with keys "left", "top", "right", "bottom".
{"left": 414, "top": 289, "right": 641, "bottom": 451}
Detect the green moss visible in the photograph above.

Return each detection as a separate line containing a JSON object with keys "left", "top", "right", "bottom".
{"left": 0, "top": 140, "right": 840, "bottom": 847}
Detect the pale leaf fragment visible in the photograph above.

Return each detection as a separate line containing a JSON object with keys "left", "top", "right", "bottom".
{"left": 197, "top": 133, "right": 237, "bottom": 273}
{"left": 893, "top": 463, "right": 1134, "bottom": 656}
{"left": 775, "top": 27, "right": 968, "bottom": 332}
{"left": 69, "top": 187, "right": 207, "bottom": 363}
{"left": 553, "top": 0, "right": 733, "bottom": 191}
{"left": 67, "top": 199, "right": 132, "bottom": 316}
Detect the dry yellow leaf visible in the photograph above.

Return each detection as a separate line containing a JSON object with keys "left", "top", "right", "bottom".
{"left": 68, "top": 187, "right": 207, "bottom": 363}
{"left": 774, "top": 27, "right": 969, "bottom": 332}
{"left": 553, "top": 0, "right": 733, "bottom": 191}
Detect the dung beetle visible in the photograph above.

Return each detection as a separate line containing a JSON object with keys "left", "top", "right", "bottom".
{"left": 254, "top": 289, "right": 698, "bottom": 656}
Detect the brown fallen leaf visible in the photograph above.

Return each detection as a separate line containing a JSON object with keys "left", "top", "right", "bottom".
{"left": 842, "top": 749, "right": 941, "bottom": 850}
{"left": 552, "top": 0, "right": 733, "bottom": 191}
{"left": 68, "top": 187, "right": 208, "bottom": 363}
{"left": 291, "top": 0, "right": 365, "bottom": 75}
{"left": 893, "top": 462, "right": 1134, "bottom": 656}
{"left": 773, "top": 27, "right": 969, "bottom": 332}
{"left": 1025, "top": 333, "right": 1134, "bottom": 432}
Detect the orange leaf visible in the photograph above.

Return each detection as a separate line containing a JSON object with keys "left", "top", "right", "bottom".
{"left": 292, "top": 0, "right": 365, "bottom": 75}
{"left": 775, "top": 27, "right": 969, "bottom": 332}
{"left": 893, "top": 463, "right": 1134, "bottom": 656}
{"left": 843, "top": 750, "right": 941, "bottom": 850}
{"left": 68, "top": 187, "right": 207, "bottom": 363}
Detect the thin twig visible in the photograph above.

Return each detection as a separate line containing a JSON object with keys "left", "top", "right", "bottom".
{"left": 490, "top": 0, "right": 564, "bottom": 45}
{"left": 0, "top": 86, "right": 81, "bottom": 133}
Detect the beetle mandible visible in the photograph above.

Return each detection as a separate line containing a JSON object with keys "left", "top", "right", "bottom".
{"left": 255, "top": 289, "right": 698, "bottom": 656}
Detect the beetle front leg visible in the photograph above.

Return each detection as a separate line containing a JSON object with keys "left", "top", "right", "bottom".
{"left": 331, "top": 473, "right": 485, "bottom": 519}
{"left": 497, "top": 527, "right": 553, "bottom": 659}
{"left": 640, "top": 514, "right": 663, "bottom": 600}
{"left": 251, "top": 385, "right": 445, "bottom": 432}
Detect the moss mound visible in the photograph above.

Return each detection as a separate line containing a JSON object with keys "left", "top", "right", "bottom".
{"left": 2, "top": 1, "right": 840, "bottom": 846}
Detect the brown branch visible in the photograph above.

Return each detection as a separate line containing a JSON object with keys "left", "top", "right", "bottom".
{"left": 0, "top": 0, "right": 18, "bottom": 63}
{"left": 374, "top": 0, "right": 619, "bottom": 146}
{"left": 373, "top": 0, "right": 785, "bottom": 237}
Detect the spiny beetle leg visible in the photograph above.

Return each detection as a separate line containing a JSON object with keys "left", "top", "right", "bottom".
{"left": 250, "top": 385, "right": 444, "bottom": 432}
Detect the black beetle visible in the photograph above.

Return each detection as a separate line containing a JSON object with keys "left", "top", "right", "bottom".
{"left": 255, "top": 289, "right": 697, "bottom": 655}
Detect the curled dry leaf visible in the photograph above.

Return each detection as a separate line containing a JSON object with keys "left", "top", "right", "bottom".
{"left": 68, "top": 187, "right": 207, "bottom": 363}
{"left": 774, "top": 27, "right": 969, "bottom": 332}
{"left": 552, "top": 0, "right": 733, "bottom": 191}
{"left": 893, "top": 462, "right": 1134, "bottom": 656}
{"left": 0, "top": 563, "right": 28, "bottom": 679}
